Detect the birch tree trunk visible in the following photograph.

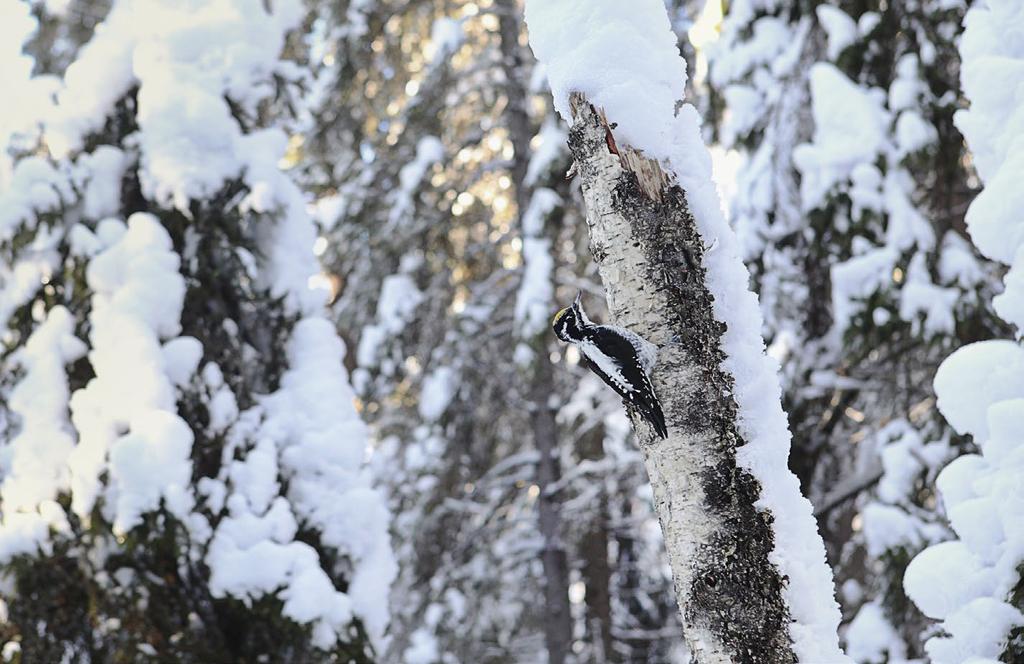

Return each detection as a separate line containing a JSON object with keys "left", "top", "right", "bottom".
{"left": 564, "top": 94, "right": 796, "bottom": 664}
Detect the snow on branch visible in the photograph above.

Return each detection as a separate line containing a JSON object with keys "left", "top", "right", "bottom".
{"left": 0, "top": 0, "right": 395, "bottom": 652}
{"left": 903, "top": 2, "right": 1024, "bottom": 660}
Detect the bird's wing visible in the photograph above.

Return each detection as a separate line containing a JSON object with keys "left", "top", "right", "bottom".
{"left": 598, "top": 324, "right": 658, "bottom": 375}
{"left": 578, "top": 330, "right": 649, "bottom": 401}
{"left": 578, "top": 330, "right": 667, "bottom": 438}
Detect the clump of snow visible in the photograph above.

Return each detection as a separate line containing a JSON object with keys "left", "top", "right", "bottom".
{"left": 68, "top": 213, "right": 193, "bottom": 533}
{"left": 0, "top": 307, "right": 83, "bottom": 560}
{"left": 50, "top": 0, "right": 304, "bottom": 210}
{"left": 707, "top": 14, "right": 795, "bottom": 89}
{"left": 816, "top": 6, "right": 857, "bottom": 61}
{"left": 0, "top": 157, "right": 75, "bottom": 242}
{"left": 995, "top": 248, "right": 1024, "bottom": 331}
{"left": 0, "top": 160, "right": 76, "bottom": 331}
{"left": 844, "top": 601, "right": 906, "bottom": 663}
{"left": 899, "top": 253, "right": 958, "bottom": 336}
{"left": 792, "top": 55, "right": 949, "bottom": 342}
{"left": 390, "top": 136, "right": 444, "bottom": 225}
{"left": 404, "top": 628, "right": 440, "bottom": 664}
{"left": 525, "top": 120, "right": 568, "bottom": 185}
{"left": 933, "top": 341, "right": 1024, "bottom": 440}
{"left": 358, "top": 271, "right": 424, "bottom": 367}
{"left": 904, "top": 340, "right": 1024, "bottom": 658}
{"left": 954, "top": 0, "right": 1024, "bottom": 336}
{"left": 419, "top": 367, "right": 458, "bottom": 422}
{"left": 861, "top": 503, "right": 922, "bottom": 557}
{"left": 927, "top": 599, "right": 1024, "bottom": 663}
{"left": 792, "top": 63, "right": 886, "bottom": 211}
{"left": 526, "top": 1, "right": 848, "bottom": 659}
{"left": 525, "top": 1, "right": 688, "bottom": 160}
{"left": 77, "top": 147, "right": 129, "bottom": 221}
{"left": 830, "top": 244, "right": 897, "bottom": 339}
{"left": 208, "top": 317, "right": 396, "bottom": 646}
{"left": 515, "top": 188, "right": 560, "bottom": 341}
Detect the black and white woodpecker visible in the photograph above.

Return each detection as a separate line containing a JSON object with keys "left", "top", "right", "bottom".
{"left": 552, "top": 293, "right": 668, "bottom": 438}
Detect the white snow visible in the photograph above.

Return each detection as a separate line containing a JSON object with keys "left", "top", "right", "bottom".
{"left": 68, "top": 213, "right": 193, "bottom": 533}
{"left": 792, "top": 63, "right": 886, "bottom": 211}
{"left": 926, "top": 599, "right": 1024, "bottom": 664}
{"left": 0, "top": 157, "right": 75, "bottom": 243}
{"left": 515, "top": 188, "right": 560, "bottom": 340}
{"left": 419, "top": 367, "right": 458, "bottom": 422}
{"left": 78, "top": 147, "right": 129, "bottom": 221}
{"left": 995, "top": 247, "right": 1024, "bottom": 331}
{"left": 270, "top": 317, "right": 396, "bottom": 643}
{"left": 0, "top": 307, "right": 83, "bottom": 560}
{"left": 0, "top": 0, "right": 396, "bottom": 650}
{"left": 861, "top": 503, "right": 922, "bottom": 557}
{"left": 358, "top": 272, "right": 424, "bottom": 367}
{"left": 844, "top": 601, "right": 905, "bottom": 664}
{"left": 830, "top": 245, "right": 898, "bottom": 339}
{"left": 525, "top": 1, "right": 848, "bottom": 659}
{"left": 708, "top": 15, "right": 794, "bottom": 89}
{"left": 933, "top": 341, "right": 1024, "bottom": 441}
{"left": 0, "top": 4, "right": 57, "bottom": 188}
{"left": 391, "top": 136, "right": 444, "bottom": 225}
{"left": 899, "top": 254, "right": 958, "bottom": 336}
{"left": 955, "top": 0, "right": 1024, "bottom": 336}
{"left": 816, "top": 6, "right": 857, "bottom": 61}
{"left": 427, "top": 17, "right": 464, "bottom": 65}
{"left": 902, "top": 6, "right": 1024, "bottom": 651}
{"left": 791, "top": 54, "right": 951, "bottom": 344}
{"left": 525, "top": 120, "right": 568, "bottom": 185}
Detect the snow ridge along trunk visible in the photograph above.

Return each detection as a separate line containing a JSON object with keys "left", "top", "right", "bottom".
{"left": 566, "top": 93, "right": 796, "bottom": 664}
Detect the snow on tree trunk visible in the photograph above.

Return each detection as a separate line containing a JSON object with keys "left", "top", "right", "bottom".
{"left": 902, "top": 3, "right": 1024, "bottom": 661}
{"left": 525, "top": 1, "right": 847, "bottom": 662}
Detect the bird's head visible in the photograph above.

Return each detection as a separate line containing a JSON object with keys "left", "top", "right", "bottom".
{"left": 552, "top": 292, "right": 587, "bottom": 342}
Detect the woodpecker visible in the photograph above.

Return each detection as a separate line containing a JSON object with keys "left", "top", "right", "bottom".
{"left": 552, "top": 293, "right": 668, "bottom": 438}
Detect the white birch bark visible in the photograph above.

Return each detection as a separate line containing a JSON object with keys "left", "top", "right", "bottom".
{"left": 564, "top": 94, "right": 796, "bottom": 664}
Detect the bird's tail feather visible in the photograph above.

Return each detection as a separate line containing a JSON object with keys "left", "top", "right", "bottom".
{"left": 643, "top": 400, "right": 668, "bottom": 439}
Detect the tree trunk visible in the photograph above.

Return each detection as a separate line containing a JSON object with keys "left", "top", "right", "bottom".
{"left": 564, "top": 94, "right": 796, "bottom": 664}
{"left": 497, "top": 3, "right": 573, "bottom": 660}
{"left": 533, "top": 362, "right": 574, "bottom": 664}
{"left": 577, "top": 430, "right": 614, "bottom": 662}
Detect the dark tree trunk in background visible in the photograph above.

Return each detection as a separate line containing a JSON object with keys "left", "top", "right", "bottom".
{"left": 498, "top": 2, "right": 573, "bottom": 661}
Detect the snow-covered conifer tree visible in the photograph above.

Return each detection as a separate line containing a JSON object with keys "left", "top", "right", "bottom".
{"left": 902, "top": 2, "right": 1024, "bottom": 661}
{"left": 708, "top": 1, "right": 1007, "bottom": 658}
{"left": 0, "top": 2, "right": 393, "bottom": 660}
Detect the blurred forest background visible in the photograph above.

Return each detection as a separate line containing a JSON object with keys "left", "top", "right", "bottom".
{"left": 0, "top": 0, "right": 1011, "bottom": 662}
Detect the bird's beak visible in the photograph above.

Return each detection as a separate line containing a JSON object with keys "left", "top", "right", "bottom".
{"left": 573, "top": 291, "right": 583, "bottom": 310}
